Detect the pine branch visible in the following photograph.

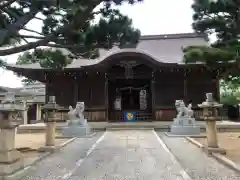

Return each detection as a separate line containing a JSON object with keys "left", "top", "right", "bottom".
{"left": 0, "top": 8, "right": 39, "bottom": 45}
{"left": 0, "top": 1, "right": 100, "bottom": 56}
{"left": 21, "top": 28, "right": 45, "bottom": 36}
{"left": 0, "top": 0, "right": 16, "bottom": 9}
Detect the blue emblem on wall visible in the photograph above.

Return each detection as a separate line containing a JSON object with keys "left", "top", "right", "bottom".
{"left": 124, "top": 112, "right": 136, "bottom": 122}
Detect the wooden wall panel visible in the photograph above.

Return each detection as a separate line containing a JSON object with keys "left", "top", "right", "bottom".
{"left": 77, "top": 73, "right": 105, "bottom": 109}
{"left": 154, "top": 71, "right": 184, "bottom": 107}
{"left": 46, "top": 73, "right": 75, "bottom": 107}
{"left": 186, "top": 70, "right": 219, "bottom": 105}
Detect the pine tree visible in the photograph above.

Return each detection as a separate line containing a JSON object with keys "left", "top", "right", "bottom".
{"left": 184, "top": 0, "right": 240, "bottom": 83}
{"left": 0, "top": 0, "right": 142, "bottom": 64}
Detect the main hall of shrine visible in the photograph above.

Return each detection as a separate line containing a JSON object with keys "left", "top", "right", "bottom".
{"left": 6, "top": 33, "right": 231, "bottom": 122}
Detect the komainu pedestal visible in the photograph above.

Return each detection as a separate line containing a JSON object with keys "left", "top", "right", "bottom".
{"left": 61, "top": 102, "right": 95, "bottom": 137}
{"left": 166, "top": 100, "right": 200, "bottom": 136}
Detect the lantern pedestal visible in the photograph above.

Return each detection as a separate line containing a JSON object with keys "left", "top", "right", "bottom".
{"left": 38, "top": 121, "right": 58, "bottom": 153}
{"left": 0, "top": 125, "right": 24, "bottom": 179}
{"left": 0, "top": 93, "right": 26, "bottom": 180}
{"left": 206, "top": 119, "right": 218, "bottom": 148}
{"left": 198, "top": 93, "right": 226, "bottom": 155}
{"left": 38, "top": 96, "right": 60, "bottom": 153}
{"left": 202, "top": 118, "right": 226, "bottom": 155}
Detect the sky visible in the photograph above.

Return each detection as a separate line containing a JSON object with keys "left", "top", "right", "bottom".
{"left": 0, "top": 0, "right": 195, "bottom": 88}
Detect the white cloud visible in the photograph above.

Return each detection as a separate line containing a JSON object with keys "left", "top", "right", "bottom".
{"left": 0, "top": 0, "right": 195, "bottom": 88}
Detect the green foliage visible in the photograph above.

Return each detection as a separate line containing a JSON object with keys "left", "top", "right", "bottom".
{"left": 0, "top": 0, "right": 142, "bottom": 58}
{"left": 16, "top": 48, "right": 73, "bottom": 83}
{"left": 0, "top": 0, "right": 143, "bottom": 84}
{"left": 220, "top": 80, "right": 240, "bottom": 105}
{"left": 184, "top": 0, "right": 240, "bottom": 85}
{"left": 17, "top": 49, "right": 72, "bottom": 68}
{"left": 220, "top": 92, "right": 240, "bottom": 105}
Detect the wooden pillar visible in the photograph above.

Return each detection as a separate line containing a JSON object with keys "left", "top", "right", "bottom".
{"left": 22, "top": 100, "right": 28, "bottom": 124}
{"left": 36, "top": 103, "right": 42, "bottom": 121}
{"left": 184, "top": 71, "right": 187, "bottom": 101}
{"left": 216, "top": 77, "right": 220, "bottom": 102}
{"left": 105, "top": 73, "right": 109, "bottom": 121}
{"left": 73, "top": 79, "right": 79, "bottom": 104}
{"left": 151, "top": 71, "right": 156, "bottom": 121}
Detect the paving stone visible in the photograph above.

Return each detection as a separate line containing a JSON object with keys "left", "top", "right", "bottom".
{"left": 20, "top": 132, "right": 104, "bottom": 180}
{"left": 20, "top": 130, "right": 240, "bottom": 180}
{"left": 69, "top": 130, "right": 189, "bottom": 180}
{"left": 158, "top": 132, "right": 240, "bottom": 180}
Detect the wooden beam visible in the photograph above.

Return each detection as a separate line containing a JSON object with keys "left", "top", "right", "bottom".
{"left": 151, "top": 71, "right": 156, "bottom": 120}
{"left": 184, "top": 72, "right": 187, "bottom": 102}
{"left": 105, "top": 73, "right": 109, "bottom": 121}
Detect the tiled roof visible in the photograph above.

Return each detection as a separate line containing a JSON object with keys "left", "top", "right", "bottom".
{"left": 6, "top": 33, "right": 208, "bottom": 70}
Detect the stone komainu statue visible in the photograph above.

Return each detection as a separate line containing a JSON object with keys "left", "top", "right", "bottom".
{"left": 68, "top": 102, "right": 86, "bottom": 126}
{"left": 175, "top": 100, "right": 194, "bottom": 118}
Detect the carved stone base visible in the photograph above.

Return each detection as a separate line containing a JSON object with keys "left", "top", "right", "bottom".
{"left": 169, "top": 117, "right": 200, "bottom": 136}
{"left": 61, "top": 125, "right": 94, "bottom": 138}
{"left": 38, "top": 146, "right": 60, "bottom": 153}
{"left": 203, "top": 146, "right": 226, "bottom": 155}
{"left": 0, "top": 158, "right": 24, "bottom": 179}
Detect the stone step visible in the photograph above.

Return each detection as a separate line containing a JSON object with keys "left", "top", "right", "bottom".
{"left": 107, "top": 127, "right": 154, "bottom": 131}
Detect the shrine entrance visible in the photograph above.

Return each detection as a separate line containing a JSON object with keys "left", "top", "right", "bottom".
{"left": 108, "top": 79, "right": 153, "bottom": 121}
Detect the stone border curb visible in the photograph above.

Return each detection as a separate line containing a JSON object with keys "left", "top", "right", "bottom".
{"left": 58, "top": 137, "right": 77, "bottom": 148}
{"left": 164, "top": 133, "right": 206, "bottom": 138}
{"left": 107, "top": 128, "right": 154, "bottom": 131}
{"left": 185, "top": 137, "right": 240, "bottom": 174}
{"left": 56, "top": 132, "right": 97, "bottom": 139}
{"left": 211, "top": 153, "right": 240, "bottom": 174}
{"left": 1, "top": 137, "right": 77, "bottom": 180}
{"left": 185, "top": 137, "right": 204, "bottom": 148}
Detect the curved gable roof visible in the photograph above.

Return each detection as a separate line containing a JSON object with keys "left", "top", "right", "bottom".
{"left": 6, "top": 33, "right": 208, "bottom": 71}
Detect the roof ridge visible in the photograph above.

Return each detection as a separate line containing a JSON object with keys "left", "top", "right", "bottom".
{"left": 140, "top": 32, "right": 207, "bottom": 40}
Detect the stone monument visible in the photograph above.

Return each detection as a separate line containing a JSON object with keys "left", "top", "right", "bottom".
{"left": 61, "top": 102, "right": 95, "bottom": 137}
{"left": 0, "top": 93, "right": 26, "bottom": 180}
{"left": 166, "top": 100, "right": 200, "bottom": 136}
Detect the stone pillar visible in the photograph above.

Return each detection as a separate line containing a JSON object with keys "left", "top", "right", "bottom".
{"left": 36, "top": 104, "right": 42, "bottom": 121}
{"left": 206, "top": 120, "right": 218, "bottom": 148}
{"left": 45, "top": 111, "right": 56, "bottom": 147}
{"left": 0, "top": 94, "right": 25, "bottom": 179}
{"left": 39, "top": 96, "right": 60, "bottom": 153}
{"left": 198, "top": 93, "right": 226, "bottom": 155}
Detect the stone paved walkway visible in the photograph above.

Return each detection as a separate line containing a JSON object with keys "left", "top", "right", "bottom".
{"left": 21, "top": 130, "right": 190, "bottom": 180}
{"left": 159, "top": 132, "right": 240, "bottom": 180}
{"left": 20, "top": 132, "right": 104, "bottom": 180}
{"left": 20, "top": 130, "right": 240, "bottom": 180}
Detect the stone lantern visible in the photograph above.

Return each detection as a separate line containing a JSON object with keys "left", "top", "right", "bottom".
{"left": 198, "top": 93, "right": 226, "bottom": 154}
{"left": 0, "top": 92, "right": 26, "bottom": 179}
{"left": 39, "top": 96, "right": 60, "bottom": 152}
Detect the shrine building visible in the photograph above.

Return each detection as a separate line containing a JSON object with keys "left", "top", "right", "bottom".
{"left": 6, "top": 33, "right": 231, "bottom": 122}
